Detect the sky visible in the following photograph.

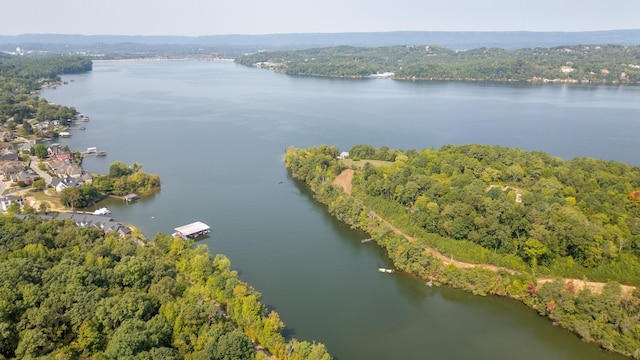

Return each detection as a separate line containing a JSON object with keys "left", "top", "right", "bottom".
{"left": 1, "top": 0, "right": 639, "bottom": 36}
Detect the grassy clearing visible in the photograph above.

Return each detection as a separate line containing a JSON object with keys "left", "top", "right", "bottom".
{"left": 341, "top": 159, "right": 394, "bottom": 169}
{"left": 22, "top": 189, "right": 66, "bottom": 212}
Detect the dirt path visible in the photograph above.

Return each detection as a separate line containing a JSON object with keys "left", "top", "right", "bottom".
{"left": 332, "top": 168, "right": 354, "bottom": 195}
{"left": 333, "top": 169, "right": 636, "bottom": 295}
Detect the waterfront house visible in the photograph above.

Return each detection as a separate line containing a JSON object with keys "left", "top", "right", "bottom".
{"left": 51, "top": 177, "right": 80, "bottom": 192}
{"left": 17, "top": 212, "right": 132, "bottom": 238}
{"left": 47, "top": 159, "right": 82, "bottom": 178}
{"left": 17, "top": 141, "right": 36, "bottom": 153}
{"left": 47, "top": 143, "right": 64, "bottom": 157}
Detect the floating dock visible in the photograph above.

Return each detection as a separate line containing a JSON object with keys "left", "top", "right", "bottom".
{"left": 173, "top": 221, "right": 211, "bottom": 239}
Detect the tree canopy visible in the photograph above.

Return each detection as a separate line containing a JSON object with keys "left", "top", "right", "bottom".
{"left": 0, "top": 55, "right": 91, "bottom": 125}
{"left": 0, "top": 214, "right": 332, "bottom": 359}
{"left": 237, "top": 44, "right": 640, "bottom": 84}
{"left": 285, "top": 144, "right": 640, "bottom": 357}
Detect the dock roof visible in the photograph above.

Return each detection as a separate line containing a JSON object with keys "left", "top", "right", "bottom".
{"left": 174, "top": 221, "right": 210, "bottom": 236}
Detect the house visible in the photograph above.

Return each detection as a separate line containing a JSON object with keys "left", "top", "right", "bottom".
{"left": 0, "top": 143, "right": 14, "bottom": 155}
{"left": 0, "top": 195, "right": 24, "bottom": 211}
{"left": 0, "top": 132, "right": 12, "bottom": 142}
{"left": 47, "top": 159, "right": 82, "bottom": 178}
{"left": 338, "top": 151, "right": 349, "bottom": 160}
{"left": 54, "top": 153, "right": 73, "bottom": 162}
{"left": 56, "top": 212, "right": 132, "bottom": 237}
{"left": 561, "top": 66, "right": 575, "bottom": 74}
{"left": 48, "top": 143, "right": 64, "bottom": 157}
{"left": 51, "top": 177, "right": 80, "bottom": 192}
{"left": 0, "top": 161, "right": 26, "bottom": 181}
{"left": 0, "top": 153, "right": 19, "bottom": 162}
{"left": 17, "top": 212, "right": 132, "bottom": 238}
{"left": 11, "top": 170, "right": 36, "bottom": 185}
{"left": 17, "top": 141, "right": 36, "bottom": 153}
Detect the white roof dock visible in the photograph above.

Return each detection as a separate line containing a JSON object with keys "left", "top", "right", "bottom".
{"left": 173, "top": 221, "right": 211, "bottom": 238}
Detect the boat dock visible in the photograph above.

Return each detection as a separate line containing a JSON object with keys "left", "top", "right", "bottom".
{"left": 123, "top": 194, "right": 139, "bottom": 202}
{"left": 173, "top": 221, "right": 211, "bottom": 239}
{"left": 81, "top": 147, "right": 107, "bottom": 157}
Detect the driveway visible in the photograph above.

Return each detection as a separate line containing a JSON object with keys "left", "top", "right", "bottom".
{"left": 29, "top": 156, "right": 53, "bottom": 184}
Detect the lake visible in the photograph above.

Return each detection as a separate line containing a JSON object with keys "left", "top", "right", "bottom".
{"left": 42, "top": 60, "right": 640, "bottom": 359}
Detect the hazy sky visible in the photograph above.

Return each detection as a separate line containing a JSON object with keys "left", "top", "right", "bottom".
{"left": 2, "top": 0, "right": 639, "bottom": 36}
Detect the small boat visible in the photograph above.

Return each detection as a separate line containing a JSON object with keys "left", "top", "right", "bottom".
{"left": 378, "top": 268, "right": 395, "bottom": 273}
{"left": 93, "top": 207, "right": 111, "bottom": 215}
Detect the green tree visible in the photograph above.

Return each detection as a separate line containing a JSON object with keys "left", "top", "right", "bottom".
{"left": 523, "top": 238, "right": 547, "bottom": 268}
{"left": 31, "top": 178, "right": 46, "bottom": 191}
{"left": 59, "top": 187, "right": 82, "bottom": 208}
{"left": 214, "top": 330, "right": 254, "bottom": 360}
{"left": 21, "top": 120, "right": 33, "bottom": 135}
{"left": 33, "top": 143, "right": 48, "bottom": 159}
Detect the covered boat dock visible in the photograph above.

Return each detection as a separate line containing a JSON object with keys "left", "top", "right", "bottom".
{"left": 173, "top": 221, "right": 211, "bottom": 239}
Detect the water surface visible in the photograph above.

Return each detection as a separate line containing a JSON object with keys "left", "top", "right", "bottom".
{"left": 42, "top": 60, "right": 639, "bottom": 359}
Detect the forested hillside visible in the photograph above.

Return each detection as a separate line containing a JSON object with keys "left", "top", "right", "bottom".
{"left": 0, "top": 215, "right": 331, "bottom": 359}
{"left": 0, "top": 55, "right": 91, "bottom": 125}
{"left": 285, "top": 144, "right": 640, "bottom": 357}
{"left": 236, "top": 44, "right": 640, "bottom": 84}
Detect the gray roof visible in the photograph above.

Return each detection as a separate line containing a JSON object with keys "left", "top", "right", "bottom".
{"left": 20, "top": 212, "right": 132, "bottom": 237}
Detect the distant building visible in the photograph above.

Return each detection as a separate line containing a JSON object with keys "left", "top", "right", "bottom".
{"left": 561, "top": 66, "right": 575, "bottom": 74}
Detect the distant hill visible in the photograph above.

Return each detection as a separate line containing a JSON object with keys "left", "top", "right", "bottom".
{"left": 1, "top": 30, "right": 639, "bottom": 56}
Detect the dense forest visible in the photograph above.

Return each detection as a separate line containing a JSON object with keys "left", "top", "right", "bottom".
{"left": 236, "top": 44, "right": 640, "bottom": 84}
{"left": 0, "top": 215, "right": 332, "bottom": 359}
{"left": 0, "top": 54, "right": 91, "bottom": 126}
{"left": 285, "top": 144, "right": 640, "bottom": 357}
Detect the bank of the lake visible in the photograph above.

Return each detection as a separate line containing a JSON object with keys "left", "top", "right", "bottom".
{"left": 285, "top": 144, "right": 640, "bottom": 357}
{"left": 40, "top": 60, "right": 640, "bottom": 360}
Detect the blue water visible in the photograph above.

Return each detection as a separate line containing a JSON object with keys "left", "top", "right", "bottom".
{"left": 41, "top": 60, "right": 638, "bottom": 359}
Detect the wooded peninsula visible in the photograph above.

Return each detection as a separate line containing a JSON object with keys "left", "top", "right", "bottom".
{"left": 285, "top": 144, "right": 640, "bottom": 358}
{"left": 236, "top": 44, "right": 640, "bottom": 84}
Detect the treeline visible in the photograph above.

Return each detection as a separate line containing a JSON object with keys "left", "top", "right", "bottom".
{"left": 285, "top": 145, "right": 640, "bottom": 357}
{"left": 0, "top": 214, "right": 332, "bottom": 359}
{"left": 236, "top": 44, "right": 640, "bottom": 83}
{"left": 0, "top": 55, "right": 91, "bottom": 126}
